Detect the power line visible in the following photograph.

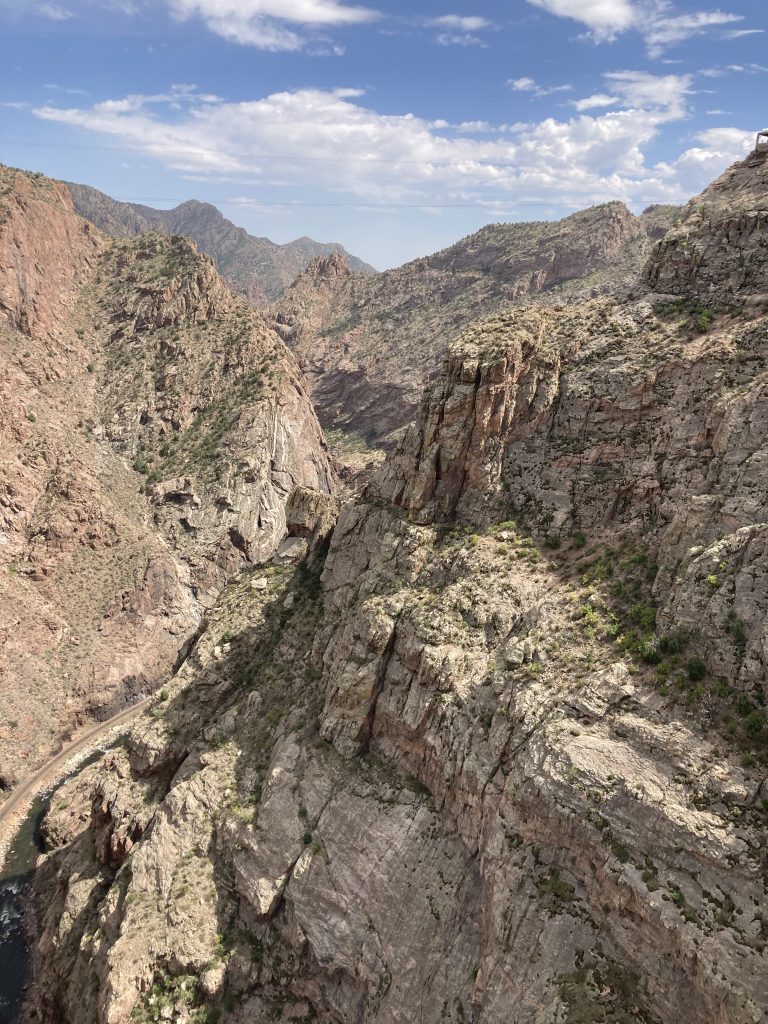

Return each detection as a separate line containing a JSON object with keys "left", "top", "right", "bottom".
{"left": 108, "top": 197, "right": 563, "bottom": 209}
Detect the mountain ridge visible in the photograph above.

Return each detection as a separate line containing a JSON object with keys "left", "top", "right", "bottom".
{"left": 271, "top": 198, "right": 680, "bottom": 445}
{"left": 66, "top": 182, "right": 376, "bottom": 306}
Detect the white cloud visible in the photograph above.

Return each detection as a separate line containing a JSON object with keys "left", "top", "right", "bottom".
{"left": 39, "top": 2, "right": 74, "bottom": 17}
{"left": 664, "top": 126, "right": 755, "bottom": 194}
{"left": 32, "top": 76, "right": 754, "bottom": 212}
{"left": 699, "top": 62, "right": 768, "bottom": 77}
{"left": 644, "top": 9, "right": 742, "bottom": 57}
{"left": 434, "top": 31, "right": 484, "bottom": 46}
{"left": 526, "top": 0, "right": 635, "bottom": 40}
{"left": 723, "top": 28, "right": 764, "bottom": 38}
{"left": 525, "top": 0, "right": 749, "bottom": 56}
{"left": 428, "top": 15, "right": 491, "bottom": 31}
{"left": 572, "top": 93, "right": 618, "bottom": 110}
{"left": 508, "top": 77, "right": 573, "bottom": 98}
{"left": 427, "top": 13, "right": 492, "bottom": 46}
{"left": 604, "top": 69, "right": 691, "bottom": 115}
{"left": 167, "top": 0, "right": 378, "bottom": 50}
{"left": 44, "top": 82, "right": 89, "bottom": 94}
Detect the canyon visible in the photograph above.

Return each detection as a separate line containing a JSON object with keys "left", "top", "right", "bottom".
{"left": 1, "top": 143, "right": 767, "bottom": 1024}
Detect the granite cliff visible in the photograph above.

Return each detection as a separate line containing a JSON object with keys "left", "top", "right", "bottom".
{"left": 271, "top": 202, "right": 679, "bottom": 445}
{"left": 19, "top": 148, "right": 768, "bottom": 1024}
{"left": 0, "top": 165, "right": 334, "bottom": 796}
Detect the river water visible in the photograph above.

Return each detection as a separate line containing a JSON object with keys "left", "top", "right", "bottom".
{"left": 0, "top": 793, "right": 48, "bottom": 1024}
{"left": 0, "top": 745, "right": 112, "bottom": 1024}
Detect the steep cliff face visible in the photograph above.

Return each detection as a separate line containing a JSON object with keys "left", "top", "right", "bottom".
{"left": 0, "top": 165, "right": 334, "bottom": 796}
{"left": 24, "top": 155, "right": 767, "bottom": 1024}
{"left": 271, "top": 202, "right": 679, "bottom": 445}
{"left": 93, "top": 232, "right": 335, "bottom": 603}
{"left": 67, "top": 183, "right": 375, "bottom": 306}
{"left": 645, "top": 147, "right": 768, "bottom": 306}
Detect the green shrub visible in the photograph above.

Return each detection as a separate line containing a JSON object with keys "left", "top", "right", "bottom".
{"left": 658, "top": 632, "right": 685, "bottom": 656}
{"left": 628, "top": 602, "right": 657, "bottom": 631}
{"left": 610, "top": 841, "right": 630, "bottom": 863}
{"left": 694, "top": 309, "right": 714, "bottom": 333}
{"left": 638, "top": 639, "right": 662, "bottom": 665}
{"left": 687, "top": 656, "right": 707, "bottom": 681}
{"left": 727, "top": 613, "right": 747, "bottom": 648}
{"left": 544, "top": 534, "right": 561, "bottom": 549}
{"left": 743, "top": 711, "right": 765, "bottom": 737}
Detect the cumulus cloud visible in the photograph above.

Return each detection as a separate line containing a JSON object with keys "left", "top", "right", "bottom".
{"left": 603, "top": 69, "right": 691, "bottom": 115}
{"left": 525, "top": 0, "right": 749, "bottom": 56}
{"left": 32, "top": 76, "right": 753, "bottom": 210}
{"left": 662, "top": 126, "right": 754, "bottom": 194}
{"left": 526, "top": 0, "right": 636, "bottom": 40}
{"left": 167, "top": 0, "right": 378, "bottom": 50}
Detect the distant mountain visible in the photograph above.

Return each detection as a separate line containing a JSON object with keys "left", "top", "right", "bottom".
{"left": 271, "top": 200, "right": 680, "bottom": 444}
{"left": 66, "top": 183, "right": 376, "bottom": 305}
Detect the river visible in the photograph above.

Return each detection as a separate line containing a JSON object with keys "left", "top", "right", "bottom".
{"left": 0, "top": 743, "right": 115, "bottom": 1024}
{"left": 0, "top": 790, "right": 48, "bottom": 1024}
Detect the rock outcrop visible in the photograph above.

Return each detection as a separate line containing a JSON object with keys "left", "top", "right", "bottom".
{"left": 271, "top": 202, "right": 679, "bottom": 446}
{"left": 23, "top": 149, "right": 768, "bottom": 1024}
{"left": 646, "top": 147, "right": 768, "bottom": 306}
{"left": 0, "top": 164, "right": 334, "bottom": 795}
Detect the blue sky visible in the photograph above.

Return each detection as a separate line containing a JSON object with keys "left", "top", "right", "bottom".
{"left": 0, "top": 0, "right": 765, "bottom": 268}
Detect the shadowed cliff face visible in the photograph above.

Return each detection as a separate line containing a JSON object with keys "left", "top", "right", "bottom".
{"left": 270, "top": 202, "right": 679, "bottom": 447}
{"left": 21, "top": 153, "right": 768, "bottom": 1024}
{"left": 0, "top": 164, "right": 334, "bottom": 797}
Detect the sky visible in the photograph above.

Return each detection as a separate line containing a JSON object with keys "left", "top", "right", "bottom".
{"left": 0, "top": 0, "right": 765, "bottom": 269}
